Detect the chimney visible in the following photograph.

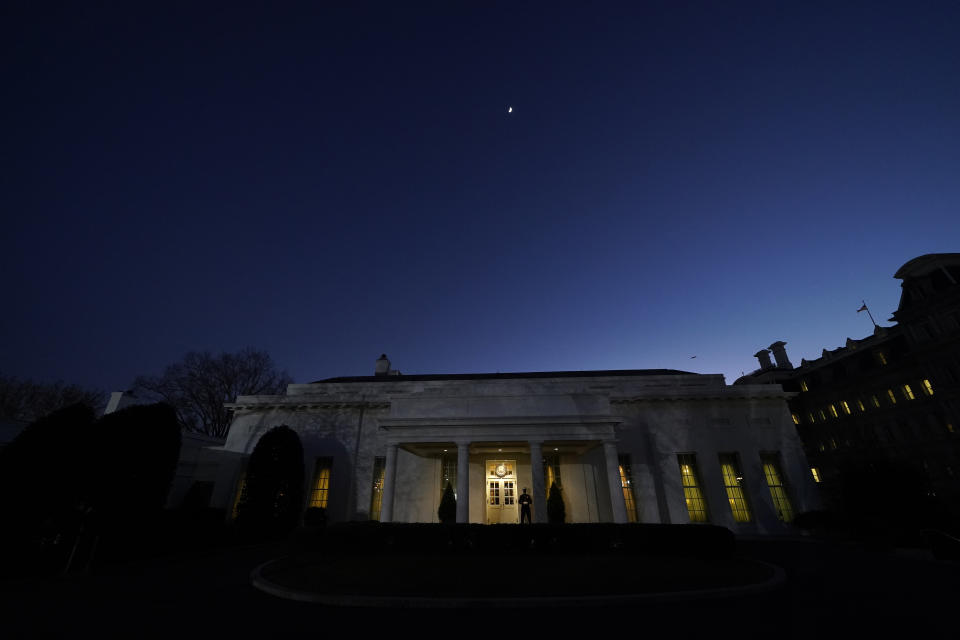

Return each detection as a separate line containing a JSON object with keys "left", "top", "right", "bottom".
{"left": 754, "top": 349, "right": 773, "bottom": 370}
{"left": 768, "top": 341, "right": 793, "bottom": 369}
{"left": 375, "top": 354, "right": 391, "bottom": 376}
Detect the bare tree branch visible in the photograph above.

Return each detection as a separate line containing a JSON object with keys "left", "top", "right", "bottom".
{"left": 132, "top": 349, "right": 292, "bottom": 439}
{"left": 0, "top": 375, "right": 105, "bottom": 423}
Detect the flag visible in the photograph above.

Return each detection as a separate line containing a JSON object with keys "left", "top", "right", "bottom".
{"left": 857, "top": 303, "right": 868, "bottom": 313}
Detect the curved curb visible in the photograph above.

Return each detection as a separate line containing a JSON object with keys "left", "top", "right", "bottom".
{"left": 250, "top": 557, "right": 786, "bottom": 608}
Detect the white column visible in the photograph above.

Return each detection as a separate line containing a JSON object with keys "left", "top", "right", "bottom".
{"left": 456, "top": 442, "right": 470, "bottom": 523}
{"left": 603, "top": 440, "right": 629, "bottom": 524}
{"left": 528, "top": 441, "right": 547, "bottom": 523}
{"left": 379, "top": 443, "right": 399, "bottom": 523}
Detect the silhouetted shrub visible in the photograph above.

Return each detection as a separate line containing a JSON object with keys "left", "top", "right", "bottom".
{"left": 438, "top": 482, "right": 457, "bottom": 524}
{"left": 234, "top": 425, "right": 304, "bottom": 539}
{"left": 0, "top": 403, "right": 95, "bottom": 558}
{"left": 86, "top": 403, "right": 181, "bottom": 563}
{"left": 90, "top": 403, "right": 181, "bottom": 522}
{"left": 547, "top": 482, "right": 565, "bottom": 524}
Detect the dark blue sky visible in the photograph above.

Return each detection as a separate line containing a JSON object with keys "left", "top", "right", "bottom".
{"left": 3, "top": 1, "right": 959, "bottom": 391}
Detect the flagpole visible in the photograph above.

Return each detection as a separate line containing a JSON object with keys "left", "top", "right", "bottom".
{"left": 859, "top": 299, "right": 878, "bottom": 328}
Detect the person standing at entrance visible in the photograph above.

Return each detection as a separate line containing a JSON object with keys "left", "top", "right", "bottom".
{"left": 518, "top": 487, "right": 533, "bottom": 524}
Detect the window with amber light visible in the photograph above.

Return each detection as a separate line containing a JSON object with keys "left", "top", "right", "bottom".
{"left": 829, "top": 404, "right": 839, "bottom": 418}
{"left": 808, "top": 412, "right": 816, "bottom": 424}
{"left": 887, "top": 389, "right": 897, "bottom": 405}
{"left": 792, "top": 413, "right": 801, "bottom": 425}
{"left": 309, "top": 457, "right": 333, "bottom": 509}
{"left": 719, "top": 454, "right": 751, "bottom": 523}
{"left": 877, "top": 351, "right": 888, "bottom": 366}
{"left": 677, "top": 454, "right": 708, "bottom": 523}
{"left": 922, "top": 379, "right": 934, "bottom": 396}
{"left": 871, "top": 395, "right": 881, "bottom": 408}
{"left": 369, "top": 456, "right": 386, "bottom": 521}
{"left": 857, "top": 399, "right": 866, "bottom": 412}
{"left": 761, "top": 454, "right": 794, "bottom": 523}
{"left": 810, "top": 467, "right": 821, "bottom": 483}
{"left": 231, "top": 472, "right": 247, "bottom": 520}
{"left": 618, "top": 454, "right": 638, "bottom": 523}
{"left": 543, "top": 453, "right": 562, "bottom": 490}
{"left": 440, "top": 452, "right": 457, "bottom": 494}
{"left": 800, "top": 380, "right": 809, "bottom": 392}
{"left": 902, "top": 384, "right": 915, "bottom": 400}
{"left": 841, "top": 401, "right": 851, "bottom": 415}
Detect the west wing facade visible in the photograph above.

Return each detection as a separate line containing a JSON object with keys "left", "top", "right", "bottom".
{"left": 208, "top": 366, "right": 819, "bottom": 534}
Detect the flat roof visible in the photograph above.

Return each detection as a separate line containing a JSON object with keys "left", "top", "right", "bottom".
{"left": 313, "top": 369, "right": 695, "bottom": 384}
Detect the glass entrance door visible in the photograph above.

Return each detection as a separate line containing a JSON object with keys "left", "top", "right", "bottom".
{"left": 486, "top": 460, "right": 518, "bottom": 524}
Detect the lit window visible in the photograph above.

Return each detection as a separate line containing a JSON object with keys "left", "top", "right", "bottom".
{"left": 902, "top": 384, "right": 915, "bottom": 400}
{"left": 369, "top": 456, "right": 386, "bottom": 521}
{"left": 841, "top": 401, "right": 852, "bottom": 415}
{"left": 808, "top": 412, "right": 816, "bottom": 424}
{"left": 811, "top": 467, "right": 821, "bottom": 483}
{"left": 829, "top": 438, "right": 838, "bottom": 450}
{"left": 887, "top": 389, "right": 897, "bottom": 405}
{"left": 761, "top": 454, "right": 794, "bottom": 523}
{"left": 309, "top": 457, "right": 333, "bottom": 509}
{"left": 922, "top": 379, "right": 934, "bottom": 396}
{"left": 792, "top": 413, "right": 801, "bottom": 425}
{"left": 818, "top": 442, "right": 826, "bottom": 452}
{"left": 877, "top": 351, "right": 888, "bottom": 366}
{"left": 232, "top": 472, "right": 247, "bottom": 520}
{"left": 677, "top": 454, "right": 709, "bottom": 523}
{"left": 819, "top": 410, "right": 827, "bottom": 421}
{"left": 719, "top": 454, "right": 752, "bottom": 523}
{"left": 544, "top": 453, "right": 562, "bottom": 490}
{"left": 800, "top": 380, "right": 809, "bottom": 392}
{"left": 829, "top": 405, "right": 839, "bottom": 418}
{"left": 618, "top": 455, "right": 638, "bottom": 523}
{"left": 871, "top": 395, "right": 881, "bottom": 408}
{"left": 857, "top": 399, "right": 866, "bottom": 412}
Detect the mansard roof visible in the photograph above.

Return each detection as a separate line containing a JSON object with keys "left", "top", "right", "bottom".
{"left": 313, "top": 369, "right": 694, "bottom": 384}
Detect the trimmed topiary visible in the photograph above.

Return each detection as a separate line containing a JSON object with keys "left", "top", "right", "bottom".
{"left": 234, "top": 425, "right": 304, "bottom": 539}
{"left": 438, "top": 482, "right": 457, "bottom": 524}
{"left": 547, "top": 482, "right": 565, "bottom": 524}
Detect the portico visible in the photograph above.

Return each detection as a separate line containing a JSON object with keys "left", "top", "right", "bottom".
{"left": 376, "top": 415, "right": 629, "bottom": 524}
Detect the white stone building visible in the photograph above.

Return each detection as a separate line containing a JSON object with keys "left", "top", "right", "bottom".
{"left": 208, "top": 356, "right": 819, "bottom": 533}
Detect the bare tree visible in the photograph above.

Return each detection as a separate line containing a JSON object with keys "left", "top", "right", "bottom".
{"left": 133, "top": 349, "right": 292, "bottom": 439}
{"left": 0, "top": 375, "right": 105, "bottom": 423}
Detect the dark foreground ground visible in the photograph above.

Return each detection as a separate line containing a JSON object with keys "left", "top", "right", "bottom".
{"left": 1, "top": 537, "right": 956, "bottom": 638}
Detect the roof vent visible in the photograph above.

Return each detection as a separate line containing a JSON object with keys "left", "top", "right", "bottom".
{"left": 375, "top": 354, "right": 391, "bottom": 376}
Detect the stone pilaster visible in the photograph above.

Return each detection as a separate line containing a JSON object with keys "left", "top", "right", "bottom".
{"left": 379, "top": 443, "right": 399, "bottom": 523}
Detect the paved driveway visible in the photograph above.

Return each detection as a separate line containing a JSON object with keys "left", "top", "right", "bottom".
{"left": 1, "top": 538, "right": 956, "bottom": 638}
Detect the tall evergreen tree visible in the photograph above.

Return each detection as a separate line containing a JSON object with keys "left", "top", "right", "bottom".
{"left": 438, "top": 482, "right": 457, "bottom": 524}
{"left": 547, "top": 481, "right": 566, "bottom": 524}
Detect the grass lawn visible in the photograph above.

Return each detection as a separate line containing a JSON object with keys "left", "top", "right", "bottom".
{"left": 260, "top": 552, "right": 775, "bottom": 598}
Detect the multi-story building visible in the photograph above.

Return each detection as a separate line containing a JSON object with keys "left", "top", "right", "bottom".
{"left": 736, "top": 253, "right": 960, "bottom": 527}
